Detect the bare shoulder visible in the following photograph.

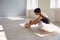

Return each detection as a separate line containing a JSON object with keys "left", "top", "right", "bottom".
{"left": 41, "top": 12, "right": 48, "bottom": 18}
{"left": 41, "top": 12, "right": 46, "bottom": 15}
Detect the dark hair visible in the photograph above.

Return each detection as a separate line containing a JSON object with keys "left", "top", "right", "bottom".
{"left": 34, "top": 8, "right": 41, "bottom": 13}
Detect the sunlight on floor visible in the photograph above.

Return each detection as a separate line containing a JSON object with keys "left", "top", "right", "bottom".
{"left": 0, "top": 25, "right": 7, "bottom": 40}
{"left": 0, "top": 25, "right": 3, "bottom": 30}
{"left": 19, "top": 23, "right": 25, "bottom": 27}
{"left": 35, "top": 33, "right": 48, "bottom": 37}
{"left": 0, "top": 31, "right": 7, "bottom": 40}
{"left": 7, "top": 17, "right": 25, "bottom": 20}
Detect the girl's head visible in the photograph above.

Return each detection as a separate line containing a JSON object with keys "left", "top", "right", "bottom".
{"left": 34, "top": 8, "right": 41, "bottom": 15}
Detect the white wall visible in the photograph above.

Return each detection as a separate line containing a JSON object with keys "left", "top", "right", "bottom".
{"left": 54, "top": 9, "right": 60, "bottom": 22}
{"left": 0, "top": 0, "right": 26, "bottom": 17}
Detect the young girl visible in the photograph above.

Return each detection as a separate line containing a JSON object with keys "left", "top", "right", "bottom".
{"left": 25, "top": 8, "right": 50, "bottom": 28}
{"left": 25, "top": 8, "right": 60, "bottom": 33}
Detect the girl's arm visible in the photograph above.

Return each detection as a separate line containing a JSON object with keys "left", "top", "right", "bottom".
{"left": 29, "top": 16, "right": 43, "bottom": 25}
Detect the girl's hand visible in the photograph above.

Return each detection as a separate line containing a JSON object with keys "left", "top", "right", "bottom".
{"left": 29, "top": 20, "right": 35, "bottom": 25}
{"left": 24, "top": 23, "right": 31, "bottom": 28}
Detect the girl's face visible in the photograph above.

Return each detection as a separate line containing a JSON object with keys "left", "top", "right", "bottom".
{"left": 35, "top": 13, "right": 39, "bottom": 18}
{"left": 35, "top": 13, "right": 40, "bottom": 16}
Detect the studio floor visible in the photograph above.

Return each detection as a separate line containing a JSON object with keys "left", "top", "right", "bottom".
{"left": 0, "top": 17, "right": 60, "bottom": 40}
